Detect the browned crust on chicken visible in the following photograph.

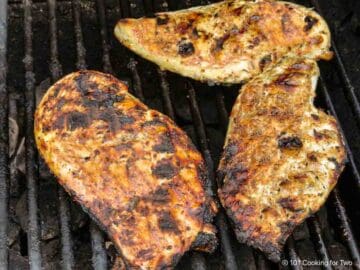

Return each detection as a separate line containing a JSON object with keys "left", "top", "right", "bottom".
{"left": 34, "top": 70, "right": 217, "bottom": 269}
{"left": 218, "top": 58, "right": 346, "bottom": 261}
{"left": 114, "top": 0, "right": 332, "bottom": 84}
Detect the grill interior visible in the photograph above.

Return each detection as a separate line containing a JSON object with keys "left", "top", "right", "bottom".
{"left": 0, "top": 0, "right": 360, "bottom": 269}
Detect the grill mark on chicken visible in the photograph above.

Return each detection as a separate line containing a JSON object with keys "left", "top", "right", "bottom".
{"left": 281, "top": 13, "right": 291, "bottom": 34}
{"left": 259, "top": 54, "right": 272, "bottom": 71}
{"left": 115, "top": 0, "right": 332, "bottom": 84}
{"left": 178, "top": 39, "right": 195, "bottom": 57}
{"left": 152, "top": 159, "right": 177, "bottom": 179}
{"left": 137, "top": 249, "right": 155, "bottom": 261}
{"left": 213, "top": 33, "right": 231, "bottom": 52}
{"left": 190, "top": 232, "right": 218, "bottom": 252}
{"left": 218, "top": 58, "right": 345, "bottom": 262}
{"left": 277, "top": 198, "right": 302, "bottom": 212}
{"left": 222, "top": 142, "right": 239, "bottom": 164}
{"left": 67, "top": 111, "right": 89, "bottom": 131}
{"left": 277, "top": 136, "right": 303, "bottom": 149}
{"left": 34, "top": 71, "right": 218, "bottom": 269}
{"left": 158, "top": 211, "right": 179, "bottom": 233}
{"left": 304, "top": 16, "right": 319, "bottom": 31}
{"left": 156, "top": 15, "right": 169, "bottom": 25}
{"left": 152, "top": 132, "right": 175, "bottom": 153}
{"left": 151, "top": 188, "right": 170, "bottom": 203}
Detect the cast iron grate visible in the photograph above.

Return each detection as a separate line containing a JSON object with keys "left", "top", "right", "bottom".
{"left": 0, "top": 0, "right": 359, "bottom": 269}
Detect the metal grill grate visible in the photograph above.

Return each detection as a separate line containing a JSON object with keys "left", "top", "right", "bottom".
{"left": 0, "top": 0, "right": 359, "bottom": 269}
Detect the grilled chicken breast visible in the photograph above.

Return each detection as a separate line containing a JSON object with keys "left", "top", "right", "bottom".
{"left": 114, "top": 0, "right": 332, "bottom": 84}
{"left": 218, "top": 57, "right": 346, "bottom": 261}
{"left": 34, "top": 70, "right": 217, "bottom": 269}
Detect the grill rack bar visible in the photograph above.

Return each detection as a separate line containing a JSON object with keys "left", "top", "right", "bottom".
{"left": 23, "top": 0, "right": 42, "bottom": 269}
{"left": 90, "top": 223, "right": 108, "bottom": 270}
{"left": 309, "top": 0, "right": 360, "bottom": 191}
{"left": 95, "top": 0, "right": 113, "bottom": 74}
{"left": 0, "top": 0, "right": 9, "bottom": 268}
{"left": 157, "top": 70, "right": 176, "bottom": 119}
{"left": 330, "top": 189, "right": 360, "bottom": 269}
{"left": 187, "top": 83, "right": 239, "bottom": 270}
{"left": 307, "top": 216, "right": 332, "bottom": 270}
{"left": 317, "top": 76, "right": 360, "bottom": 269}
{"left": 286, "top": 237, "right": 303, "bottom": 270}
{"left": 72, "top": 0, "right": 86, "bottom": 70}
{"left": 73, "top": 0, "right": 109, "bottom": 268}
{"left": 310, "top": 0, "right": 360, "bottom": 129}
{"left": 47, "top": 0, "right": 75, "bottom": 268}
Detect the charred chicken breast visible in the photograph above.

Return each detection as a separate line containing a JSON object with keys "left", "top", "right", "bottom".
{"left": 218, "top": 57, "right": 346, "bottom": 261}
{"left": 34, "top": 70, "right": 217, "bottom": 269}
{"left": 114, "top": 0, "right": 331, "bottom": 84}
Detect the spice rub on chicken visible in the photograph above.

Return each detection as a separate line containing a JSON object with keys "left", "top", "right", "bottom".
{"left": 218, "top": 58, "right": 346, "bottom": 261}
{"left": 114, "top": 0, "right": 332, "bottom": 84}
{"left": 34, "top": 71, "right": 218, "bottom": 269}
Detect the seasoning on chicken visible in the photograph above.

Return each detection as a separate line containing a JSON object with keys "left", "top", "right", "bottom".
{"left": 34, "top": 70, "right": 218, "bottom": 269}
{"left": 218, "top": 57, "right": 346, "bottom": 261}
{"left": 114, "top": 0, "right": 332, "bottom": 84}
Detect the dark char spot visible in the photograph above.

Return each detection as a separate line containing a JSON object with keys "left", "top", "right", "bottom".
{"left": 278, "top": 136, "right": 303, "bottom": 149}
{"left": 190, "top": 232, "right": 218, "bottom": 253}
{"left": 223, "top": 142, "right": 239, "bottom": 163}
{"left": 97, "top": 112, "right": 134, "bottom": 132}
{"left": 328, "top": 157, "right": 341, "bottom": 171}
{"left": 192, "top": 28, "right": 200, "bottom": 39}
{"left": 178, "top": 40, "right": 195, "bottom": 57}
{"left": 127, "top": 196, "right": 140, "bottom": 211}
{"left": 226, "top": 164, "right": 248, "bottom": 181}
{"left": 75, "top": 73, "right": 98, "bottom": 96}
{"left": 56, "top": 98, "right": 66, "bottom": 110}
{"left": 152, "top": 188, "right": 170, "bottom": 203}
{"left": 158, "top": 211, "right": 179, "bottom": 233}
{"left": 177, "top": 21, "right": 193, "bottom": 35}
{"left": 311, "top": 114, "right": 320, "bottom": 120}
{"left": 259, "top": 54, "right": 272, "bottom": 71}
{"left": 278, "top": 221, "right": 296, "bottom": 236}
{"left": 142, "top": 119, "right": 165, "bottom": 127}
{"left": 53, "top": 116, "right": 65, "bottom": 130}
{"left": 156, "top": 15, "right": 169, "bottom": 25}
{"left": 137, "top": 249, "right": 154, "bottom": 260}
{"left": 250, "top": 14, "right": 261, "bottom": 22}
{"left": 53, "top": 83, "right": 63, "bottom": 97}
{"left": 307, "top": 153, "right": 317, "bottom": 161}
{"left": 213, "top": 33, "right": 230, "bottom": 52}
{"left": 233, "top": 6, "right": 243, "bottom": 16}
{"left": 281, "top": 13, "right": 291, "bottom": 33}
{"left": 118, "top": 115, "right": 135, "bottom": 126}
{"left": 67, "top": 112, "right": 89, "bottom": 131}
{"left": 291, "top": 62, "right": 311, "bottom": 71}
{"left": 87, "top": 92, "right": 125, "bottom": 109}
{"left": 304, "top": 16, "right": 318, "bottom": 31}
{"left": 153, "top": 133, "right": 174, "bottom": 153}
{"left": 277, "top": 198, "right": 302, "bottom": 212}
{"left": 152, "top": 160, "right": 176, "bottom": 179}
{"left": 275, "top": 73, "right": 299, "bottom": 89}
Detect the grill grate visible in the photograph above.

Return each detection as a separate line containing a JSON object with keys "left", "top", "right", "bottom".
{"left": 0, "top": 0, "right": 9, "bottom": 268}
{"left": 0, "top": 0, "right": 359, "bottom": 269}
{"left": 23, "top": 0, "right": 42, "bottom": 269}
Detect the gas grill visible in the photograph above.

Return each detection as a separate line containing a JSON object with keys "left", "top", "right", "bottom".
{"left": 0, "top": 0, "right": 359, "bottom": 269}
